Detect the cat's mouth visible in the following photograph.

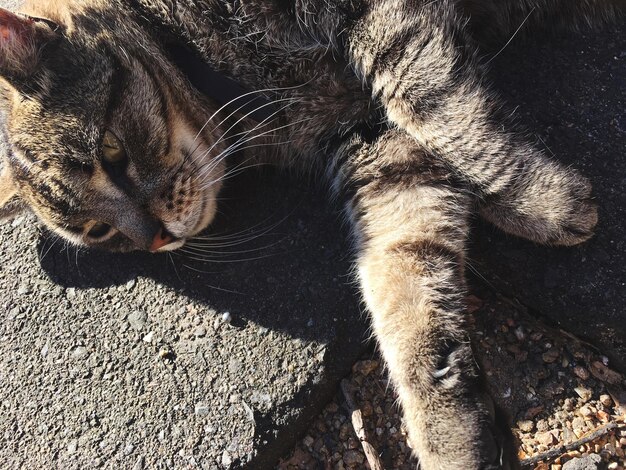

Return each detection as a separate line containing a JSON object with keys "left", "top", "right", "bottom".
{"left": 148, "top": 188, "right": 218, "bottom": 253}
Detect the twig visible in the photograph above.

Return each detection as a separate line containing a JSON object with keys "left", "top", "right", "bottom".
{"left": 340, "top": 379, "right": 386, "bottom": 470}
{"left": 521, "top": 422, "right": 623, "bottom": 467}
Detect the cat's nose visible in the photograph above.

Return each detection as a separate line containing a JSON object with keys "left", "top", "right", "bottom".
{"left": 149, "top": 226, "right": 176, "bottom": 252}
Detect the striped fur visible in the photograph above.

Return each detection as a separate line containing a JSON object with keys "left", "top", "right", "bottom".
{"left": 1, "top": 0, "right": 623, "bottom": 468}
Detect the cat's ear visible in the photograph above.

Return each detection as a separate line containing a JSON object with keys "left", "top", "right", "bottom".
{"left": 0, "top": 8, "right": 61, "bottom": 82}
{"left": 0, "top": 166, "right": 25, "bottom": 221}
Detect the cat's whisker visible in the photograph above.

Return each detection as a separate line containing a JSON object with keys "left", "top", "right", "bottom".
{"left": 187, "top": 96, "right": 297, "bottom": 163}
{"left": 188, "top": 99, "right": 297, "bottom": 182}
{"left": 192, "top": 125, "right": 301, "bottom": 193}
{"left": 166, "top": 252, "right": 185, "bottom": 284}
{"left": 165, "top": 258, "right": 246, "bottom": 294}
{"left": 196, "top": 97, "right": 298, "bottom": 162}
{"left": 186, "top": 230, "right": 281, "bottom": 249}
{"left": 190, "top": 80, "right": 316, "bottom": 145}
{"left": 38, "top": 233, "right": 60, "bottom": 264}
{"left": 191, "top": 211, "right": 290, "bottom": 243}
{"left": 197, "top": 148, "right": 290, "bottom": 192}
{"left": 183, "top": 238, "right": 283, "bottom": 256}
{"left": 197, "top": 116, "right": 313, "bottom": 188}
{"left": 190, "top": 219, "right": 288, "bottom": 248}
{"left": 177, "top": 247, "right": 280, "bottom": 264}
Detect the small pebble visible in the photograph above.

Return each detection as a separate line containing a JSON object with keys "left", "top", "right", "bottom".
{"left": 221, "top": 451, "right": 232, "bottom": 467}
{"left": 599, "top": 394, "right": 613, "bottom": 407}
{"left": 70, "top": 345, "right": 88, "bottom": 360}
{"left": 562, "top": 454, "right": 602, "bottom": 470}
{"left": 67, "top": 439, "right": 78, "bottom": 454}
{"left": 536, "top": 420, "right": 549, "bottom": 432}
{"left": 574, "top": 386, "right": 593, "bottom": 402}
{"left": 17, "top": 285, "right": 32, "bottom": 295}
{"left": 518, "top": 420, "right": 534, "bottom": 433}
{"left": 537, "top": 431, "right": 556, "bottom": 446}
{"left": 158, "top": 347, "right": 173, "bottom": 360}
{"left": 563, "top": 398, "right": 576, "bottom": 411}
{"left": 571, "top": 417, "right": 587, "bottom": 436}
{"left": 542, "top": 348, "right": 560, "bottom": 363}
{"left": 194, "top": 403, "right": 210, "bottom": 417}
{"left": 222, "top": 311, "right": 232, "bottom": 323}
{"left": 573, "top": 366, "right": 590, "bottom": 380}
{"left": 142, "top": 332, "right": 154, "bottom": 343}
{"left": 342, "top": 450, "right": 364, "bottom": 466}
{"left": 127, "top": 311, "right": 147, "bottom": 331}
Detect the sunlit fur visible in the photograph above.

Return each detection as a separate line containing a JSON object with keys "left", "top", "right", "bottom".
{"left": 0, "top": 2, "right": 231, "bottom": 251}
{"left": 0, "top": 0, "right": 623, "bottom": 468}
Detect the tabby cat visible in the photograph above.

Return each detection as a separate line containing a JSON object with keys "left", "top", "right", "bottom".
{"left": 0, "top": 0, "right": 622, "bottom": 468}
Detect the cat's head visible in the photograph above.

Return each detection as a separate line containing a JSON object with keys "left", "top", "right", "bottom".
{"left": 0, "top": 4, "right": 227, "bottom": 252}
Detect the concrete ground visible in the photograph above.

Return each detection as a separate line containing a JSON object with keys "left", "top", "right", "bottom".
{"left": 0, "top": 2, "right": 624, "bottom": 469}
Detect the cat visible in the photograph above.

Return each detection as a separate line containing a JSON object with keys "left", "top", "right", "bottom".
{"left": 0, "top": 1, "right": 622, "bottom": 468}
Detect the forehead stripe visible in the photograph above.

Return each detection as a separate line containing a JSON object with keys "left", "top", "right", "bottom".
{"left": 12, "top": 158, "right": 77, "bottom": 215}
{"left": 102, "top": 48, "right": 127, "bottom": 123}
{"left": 11, "top": 143, "right": 36, "bottom": 163}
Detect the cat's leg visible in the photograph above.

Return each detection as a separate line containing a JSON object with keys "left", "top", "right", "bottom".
{"left": 333, "top": 130, "right": 518, "bottom": 470}
{"left": 334, "top": 0, "right": 599, "bottom": 246}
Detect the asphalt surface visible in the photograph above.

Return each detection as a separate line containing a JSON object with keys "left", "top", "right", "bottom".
{"left": 0, "top": 169, "right": 366, "bottom": 469}
{"left": 0, "top": 2, "right": 624, "bottom": 469}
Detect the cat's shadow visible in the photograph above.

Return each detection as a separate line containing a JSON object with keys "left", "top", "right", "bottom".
{"left": 38, "top": 170, "right": 361, "bottom": 342}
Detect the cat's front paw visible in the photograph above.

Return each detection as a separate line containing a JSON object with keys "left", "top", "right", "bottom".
{"left": 547, "top": 175, "right": 598, "bottom": 246}
{"left": 480, "top": 163, "right": 598, "bottom": 247}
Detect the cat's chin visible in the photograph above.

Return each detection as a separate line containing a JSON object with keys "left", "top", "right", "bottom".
{"left": 188, "top": 193, "right": 219, "bottom": 238}
{"left": 150, "top": 238, "right": 187, "bottom": 253}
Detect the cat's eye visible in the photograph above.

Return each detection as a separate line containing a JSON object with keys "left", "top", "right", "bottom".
{"left": 86, "top": 221, "right": 111, "bottom": 239}
{"left": 102, "top": 130, "right": 127, "bottom": 165}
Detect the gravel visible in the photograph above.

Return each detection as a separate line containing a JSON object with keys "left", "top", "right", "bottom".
{"left": 282, "top": 289, "right": 626, "bottom": 469}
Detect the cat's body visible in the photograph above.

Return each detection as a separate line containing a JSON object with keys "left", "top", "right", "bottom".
{"left": 0, "top": 1, "right": 623, "bottom": 468}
